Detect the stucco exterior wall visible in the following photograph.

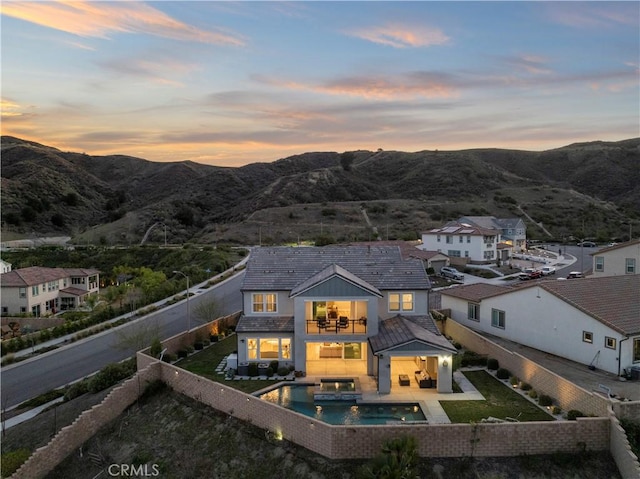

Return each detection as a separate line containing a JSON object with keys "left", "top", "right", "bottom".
{"left": 441, "top": 286, "right": 629, "bottom": 375}
{"left": 592, "top": 242, "right": 640, "bottom": 277}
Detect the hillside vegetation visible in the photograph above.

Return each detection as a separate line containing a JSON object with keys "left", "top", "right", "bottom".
{"left": 2, "top": 136, "right": 638, "bottom": 246}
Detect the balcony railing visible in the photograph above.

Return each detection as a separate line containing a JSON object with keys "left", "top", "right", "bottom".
{"left": 305, "top": 317, "right": 367, "bottom": 335}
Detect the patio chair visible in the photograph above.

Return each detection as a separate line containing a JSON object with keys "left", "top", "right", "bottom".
{"left": 317, "top": 317, "right": 328, "bottom": 329}
{"left": 338, "top": 316, "right": 349, "bottom": 328}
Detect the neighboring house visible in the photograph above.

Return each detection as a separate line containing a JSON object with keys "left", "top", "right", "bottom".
{"left": 591, "top": 239, "right": 640, "bottom": 277}
{"left": 1, "top": 266, "right": 100, "bottom": 316}
{"left": 0, "top": 259, "right": 12, "bottom": 274}
{"left": 459, "top": 216, "right": 527, "bottom": 253}
{"left": 236, "top": 245, "right": 457, "bottom": 393}
{"left": 421, "top": 222, "right": 499, "bottom": 263}
{"left": 440, "top": 276, "right": 640, "bottom": 376}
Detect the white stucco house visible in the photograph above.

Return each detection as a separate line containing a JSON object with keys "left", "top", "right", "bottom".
{"left": 440, "top": 276, "right": 640, "bottom": 376}
{"left": 0, "top": 259, "right": 12, "bottom": 274}
{"left": 459, "top": 216, "right": 527, "bottom": 253}
{"left": 235, "top": 245, "right": 457, "bottom": 394}
{"left": 420, "top": 222, "right": 499, "bottom": 263}
{"left": 591, "top": 239, "right": 639, "bottom": 277}
{"left": 1, "top": 266, "right": 100, "bottom": 316}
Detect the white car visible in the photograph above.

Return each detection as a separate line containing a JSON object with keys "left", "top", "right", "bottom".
{"left": 540, "top": 266, "right": 556, "bottom": 275}
{"left": 440, "top": 266, "right": 464, "bottom": 281}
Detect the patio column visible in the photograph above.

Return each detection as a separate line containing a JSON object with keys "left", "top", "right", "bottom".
{"left": 437, "top": 355, "right": 453, "bottom": 393}
{"left": 377, "top": 354, "right": 391, "bottom": 394}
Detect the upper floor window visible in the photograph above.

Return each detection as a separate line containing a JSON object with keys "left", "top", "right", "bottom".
{"left": 595, "top": 256, "right": 604, "bottom": 272}
{"left": 467, "top": 303, "right": 479, "bottom": 321}
{"left": 583, "top": 331, "right": 593, "bottom": 344}
{"left": 446, "top": 236, "right": 453, "bottom": 244}
{"left": 32, "top": 285, "right": 39, "bottom": 296}
{"left": 491, "top": 309, "right": 505, "bottom": 329}
{"left": 459, "top": 235, "right": 464, "bottom": 243}
{"left": 252, "top": 293, "right": 277, "bottom": 313}
{"left": 626, "top": 258, "right": 636, "bottom": 274}
{"left": 389, "top": 293, "right": 414, "bottom": 312}
{"left": 467, "top": 236, "right": 471, "bottom": 243}
{"left": 605, "top": 337, "right": 616, "bottom": 350}
{"left": 437, "top": 235, "right": 441, "bottom": 242}
{"left": 72, "top": 277, "right": 85, "bottom": 285}
{"left": 19, "top": 287, "right": 26, "bottom": 298}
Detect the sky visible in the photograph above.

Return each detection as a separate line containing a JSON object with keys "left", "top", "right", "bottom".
{"left": 1, "top": 1, "right": 639, "bottom": 167}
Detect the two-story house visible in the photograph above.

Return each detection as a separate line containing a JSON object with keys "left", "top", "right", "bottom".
{"left": 236, "top": 245, "right": 457, "bottom": 393}
{"left": 591, "top": 239, "right": 639, "bottom": 277}
{"left": 0, "top": 259, "right": 12, "bottom": 274}
{"left": 440, "top": 276, "right": 640, "bottom": 376}
{"left": 420, "top": 222, "right": 499, "bottom": 264}
{"left": 1, "top": 266, "right": 100, "bottom": 316}
{"left": 459, "top": 216, "right": 527, "bottom": 253}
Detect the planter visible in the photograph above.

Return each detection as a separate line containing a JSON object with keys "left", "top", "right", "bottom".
{"left": 257, "top": 363, "right": 269, "bottom": 376}
{"left": 210, "top": 334, "right": 219, "bottom": 343}
{"left": 237, "top": 362, "right": 249, "bottom": 376}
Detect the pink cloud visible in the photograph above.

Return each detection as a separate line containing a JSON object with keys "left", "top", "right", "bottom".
{"left": 1, "top": 0, "right": 245, "bottom": 45}
{"left": 347, "top": 23, "right": 449, "bottom": 48}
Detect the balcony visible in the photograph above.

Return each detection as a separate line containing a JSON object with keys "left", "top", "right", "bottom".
{"left": 305, "top": 317, "right": 367, "bottom": 335}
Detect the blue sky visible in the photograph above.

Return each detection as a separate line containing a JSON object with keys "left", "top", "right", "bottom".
{"left": 2, "top": 1, "right": 638, "bottom": 166}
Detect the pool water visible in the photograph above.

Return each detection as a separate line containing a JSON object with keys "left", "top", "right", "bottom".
{"left": 259, "top": 385, "right": 426, "bottom": 425}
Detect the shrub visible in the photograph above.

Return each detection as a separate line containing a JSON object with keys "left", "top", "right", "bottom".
{"left": 194, "top": 342, "right": 203, "bottom": 350}
{"left": 567, "top": 410, "right": 586, "bottom": 421}
{"left": 288, "top": 364, "right": 295, "bottom": 372}
{"left": 149, "top": 338, "right": 162, "bottom": 358}
{"left": 248, "top": 362, "right": 259, "bottom": 377}
{"left": 496, "top": 368, "right": 510, "bottom": 380}
{"left": 64, "top": 380, "right": 89, "bottom": 401}
{"left": 538, "top": 394, "right": 553, "bottom": 407}
{"left": 460, "top": 350, "right": 487, "bottom": 367}
{"left": 487, "top": 358, "right": 499, "bottom": 370}
{"left": 520, "top": 382, "right": 532, "bottom": 391}
{"left": 162, "top": 353, "right": 177, "bottom": 363}
{"left": 177, "top": 349, "right": 188, "bottom": 358}
{"left": 87, "top": 360, "right": 136, "bottom": 394}
{"left": 277, "top": 367, "right": 290, "bottom": 376}
{"left": 551, "top": 406, "right": 562, "bottom": 415}
{"left": 1, "top": 449, "right": 31, "bottom": 477}
{"left": 509, "top": 376, "right": 519, "bottom": 386}
{"left": 266, "top": 367, "right": 274, "bottom": 377}
{"left": 269, "top": 360, "right": 279, "bottom": 371}
{"left": 528, "top": 389, "right": 538, "bottom": 399}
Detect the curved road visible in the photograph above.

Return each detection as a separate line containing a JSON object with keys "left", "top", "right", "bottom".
{"left": 1, "top": 272, "right": 244, "bottom": 409}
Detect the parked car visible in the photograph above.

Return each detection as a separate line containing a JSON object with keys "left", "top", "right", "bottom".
{"left": 577, "top": 241, "right": 596, "bottom": 247}
{"left": 519, "top": 268, "right": 543, "bottom": 280}
{"left": 566, "top": 271, "right": 584, "bottom": 279}
{"left": 440, "top": 266, "right": 464, "bottom": 281}
{"left": 540, "top": 266, "right": 556, "bottom": 275}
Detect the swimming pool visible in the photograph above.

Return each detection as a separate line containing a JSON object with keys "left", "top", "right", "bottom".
{"left": 258, "top": 384, "right": 426, "bottom": 425}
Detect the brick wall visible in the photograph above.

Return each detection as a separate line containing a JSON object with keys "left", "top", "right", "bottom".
{"left": 159, "top": 361, "right": 610, "bottom": 460}
{"left": 608, "top": 406, "right": 640, "bottom": 479}
{"left": 613, "top": 401, "right": 640, "bottom": 422}
{"left": 441, "top": 318, "right": 610, "bottom": 417}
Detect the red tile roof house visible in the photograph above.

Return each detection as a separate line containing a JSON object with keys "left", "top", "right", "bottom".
{"left": 1, "top": 266, "right": 100, "bottom": 317}
{"left": 440, "top": 275, "right": 640, "bottom": 376}
{"left": 236, "top": 245, "right": 457, "bottom": 394}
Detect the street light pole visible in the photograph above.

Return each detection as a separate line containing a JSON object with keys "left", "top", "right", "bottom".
{"left": 173, "top": 270, "right": 190, "bottom": 332}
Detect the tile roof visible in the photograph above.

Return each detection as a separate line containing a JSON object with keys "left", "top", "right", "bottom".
{"left": 368, "top": 314, "right": 457, "bottom": 354}
{"left": 235, "top": 316, "right": 295, "bottom": 333}
{"left": 60, "top": 287, "right": 89, "bottom": 296}
{"left": 349, "top": 240, "right": 448, "bottom": 261}
{"left": 242, "top": 246, "right": 430, "bottom": 292}
{"left": 1, "top": 266, "right": 100, "bottom": 287}
{"left": 589, "top": 238, "right": 640, "bottom": 256}
{"left": 441, "top": 276, "right": 640, "bottom": 336}
{"left": 424, "top": 221, "right": 497, "bottom": 236}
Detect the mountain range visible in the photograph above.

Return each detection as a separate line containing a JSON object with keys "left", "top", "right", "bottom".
{"left": 1, "top": 136, "right": 639, "bottom": 246}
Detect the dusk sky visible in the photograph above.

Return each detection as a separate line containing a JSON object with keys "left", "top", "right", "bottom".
{"left": 2, "top": 1, "right": 638, "bottom": 167}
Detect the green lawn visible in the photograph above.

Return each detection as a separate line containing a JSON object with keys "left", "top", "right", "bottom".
{"left": 175, "top": 335, "right": 273, "bottom": 394}
{"left": 440, "top": 370, "right": 554, "bottom": 423}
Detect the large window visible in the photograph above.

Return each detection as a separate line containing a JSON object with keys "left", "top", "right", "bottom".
{"left": 595, "top": 256, "right": 604, "bottom": 272}
{"left": 247, "top": 337, "right": 290, "bottom": 360}
{"left": 389, "top": 293, "right": 414, "bottom": 312}
{"left": 634, "top": 338, "right": 640, "bottom": 362}
{"left": 252, "top": 293, "right": 277, "bottom": 313}
{"left": 491, "top": 309, "right": 505, "bottom": 329}
{"left": 32, "top": 285, "right": 39, "bottom": 296}
{"left": 467, "top": 303, "right": 479, "bottom": 321}
{"left": 626, "top": 258, "right": 636, "bottom": 274}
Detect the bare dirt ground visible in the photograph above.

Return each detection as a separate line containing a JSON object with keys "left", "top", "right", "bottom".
{"left": 35, "top": 384, "right": 620, "bottom": 479}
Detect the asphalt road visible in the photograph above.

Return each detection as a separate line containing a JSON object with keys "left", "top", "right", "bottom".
{"left": 545, "top": 243, "right": 602, "bottom": 276}
{"left": 1, "top": 272, "right": 244, "bottom": 409}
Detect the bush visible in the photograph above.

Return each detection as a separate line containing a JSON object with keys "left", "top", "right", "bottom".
{"left": 1, "top": 448, "right": 31, "bottom": 477}
{"left": 567, "top": 409, "right": 586, "bottom": 421}
{"left": 551, "top": 406, "right": 562, "bottom": 415}
{"left": 496, "top": 368, "right": 510, "bottom": 380}
{"left": 194, "top": 342, "right": 203, "bottom": 350}
{"left": 487, "top": 358, "right": 499, "bottom": 370}
{"left": 520, "top": 382, "right": 532, "bottom": 391}
{"left": 88, "top": 360, "right": 136, "bottom": 393}
{"left": 162, "top": 353, "right": 177, "bottom": 363}
{"left": 64, "top": 380, "right": 89, "bottom": 401}
{"left": 149, "top": 338, "right": 162, "bottom": 358}
{"left": 277, "top": 367, "right": 290, "bottom": 376}
{"left": 528, "top": 389, "right": 538, "bottom": 399}
{"left": 509, "top": 376, "right": 519, "bottom": 386}
{"left": 266, "top": 367, "right": 274, "bottom": 377}
{"left": 269, "top": 360, "right": 279, "bottom": 372}
{"left": 248, "top": 362, "right": 259, "bottom": 377}
{"left": 538, "top": 394, "right": 553, "bottom": 407}
{"left": 177, "top": 349, "right": 188, "bottom": 358}
{"left": 460, "top": 350, "right": 488, "bottom": 367}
